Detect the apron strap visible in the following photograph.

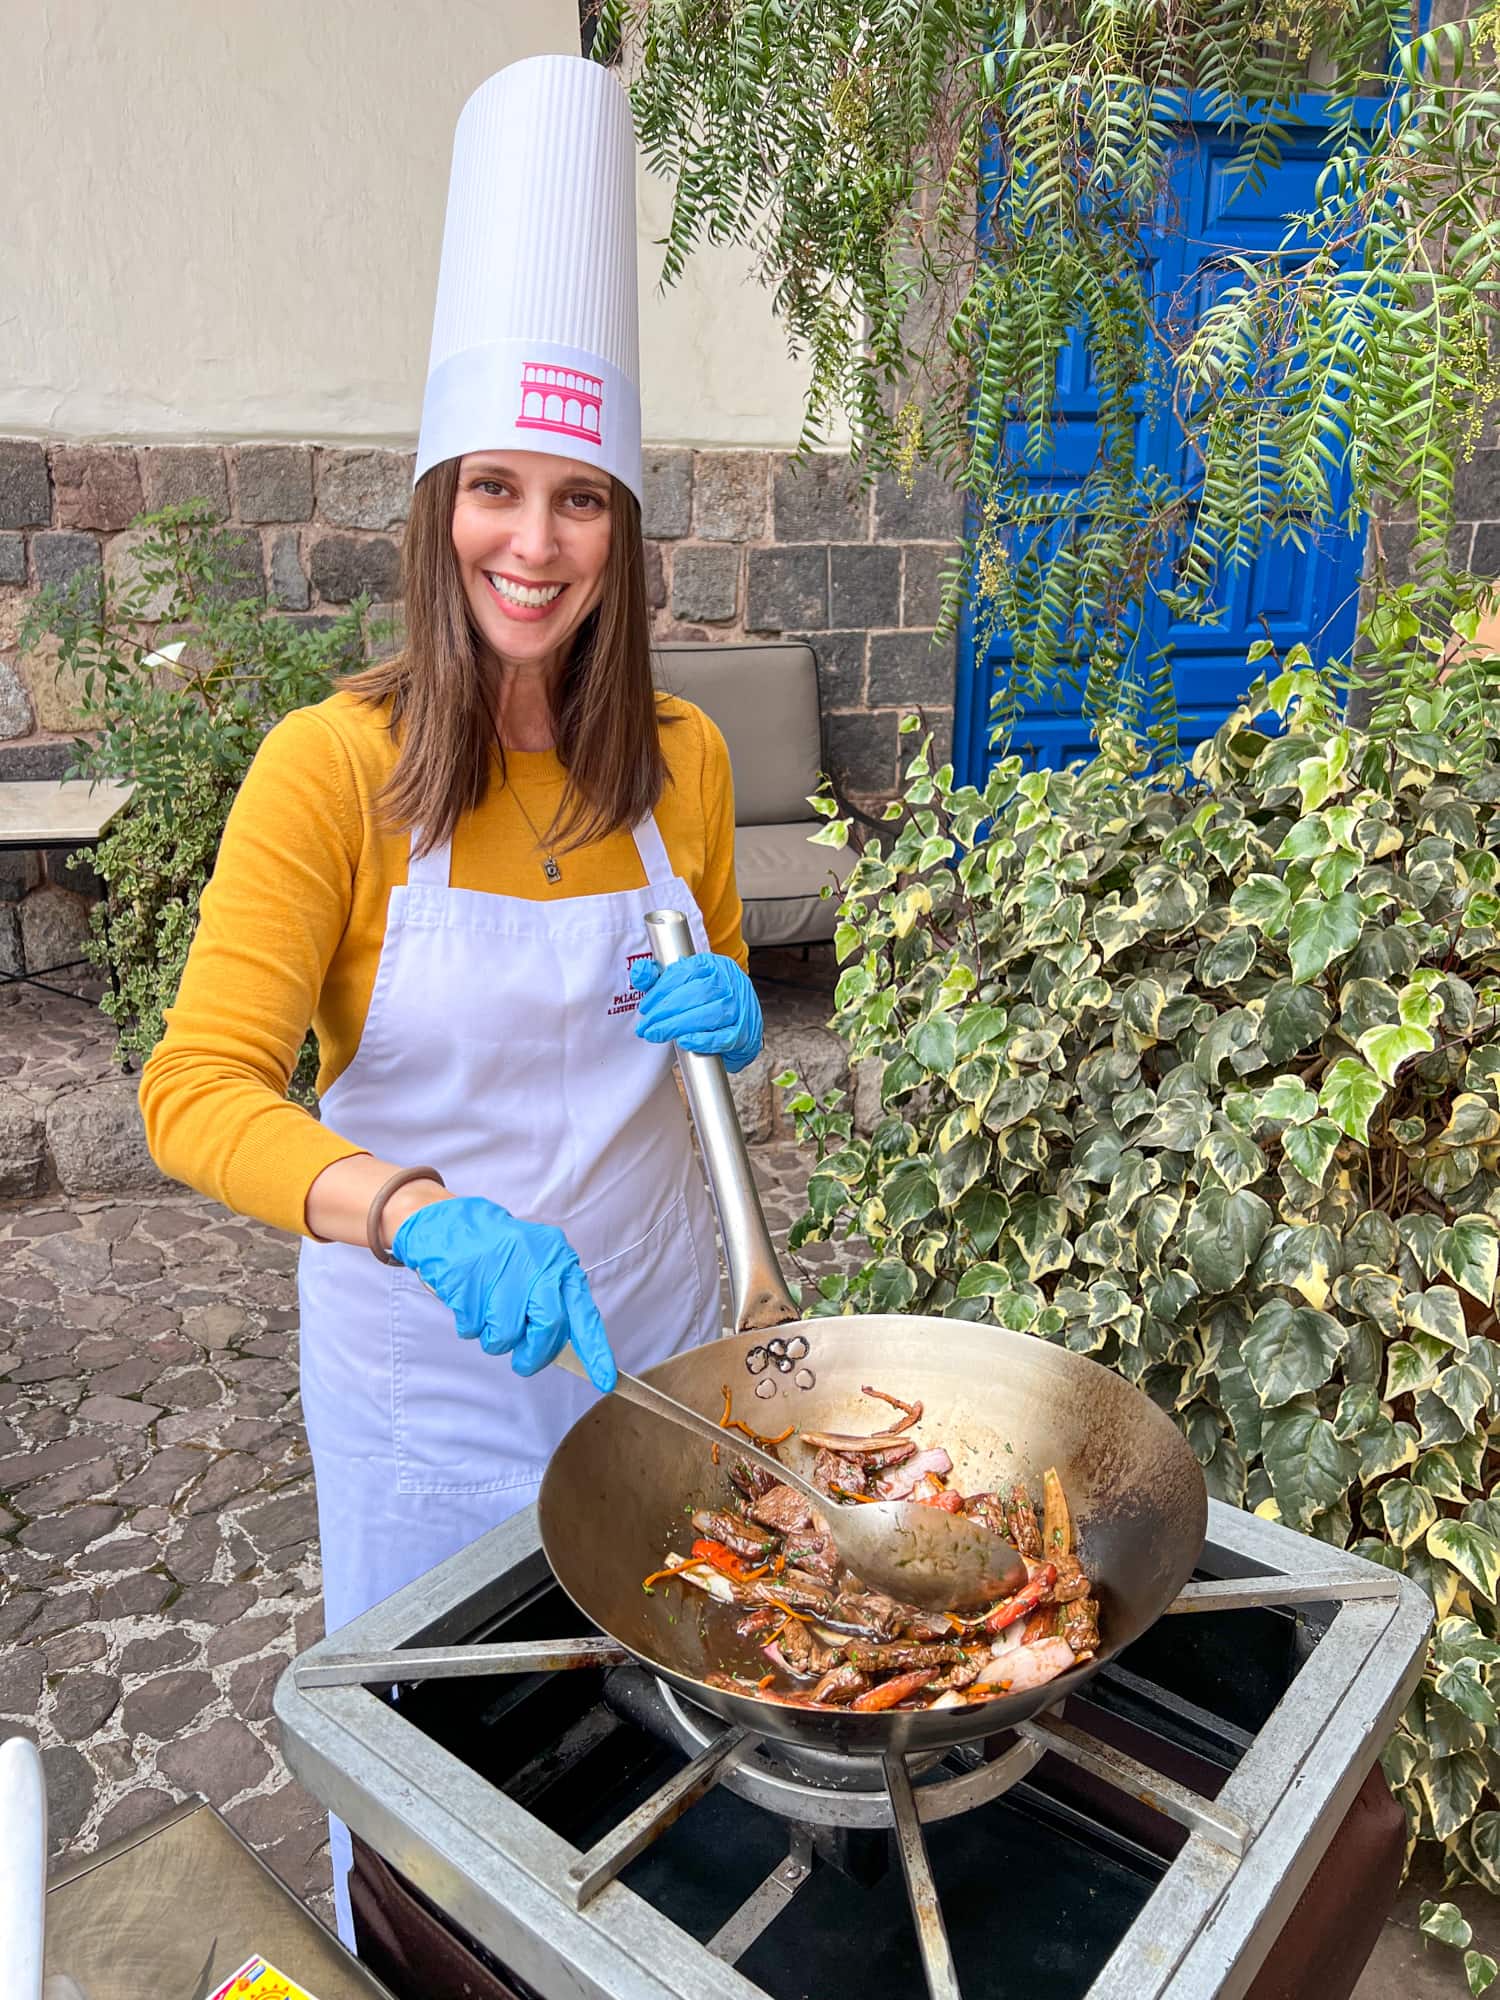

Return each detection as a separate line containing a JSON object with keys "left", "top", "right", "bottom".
{"left": 406, "top": 827, "right": 453, "bottom": 890}
{"left": 631, "top": 810, "right": 671, "bottom": 882}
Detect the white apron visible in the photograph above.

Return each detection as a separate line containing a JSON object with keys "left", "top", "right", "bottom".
{"left": 297, "top": 809, "right": 721, "bottom": 1940}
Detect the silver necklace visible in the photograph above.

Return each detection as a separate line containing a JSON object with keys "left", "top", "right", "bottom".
{"left": 507, "top": 782, "right": 562, "bottom": 884}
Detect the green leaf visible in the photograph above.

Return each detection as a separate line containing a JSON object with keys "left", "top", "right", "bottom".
{"left": 1261, "top": 1407, "right": 1357, "bottom": 1532}
{"left": 1260, "top": 981, "right": 1331, "bottom": 1065}
{"left": 1231, "top": 873, "right": 1293, "bottom": 934}
{"left": 1288, "top": 893, "right": 1362, "bottom": 985}
{"left": 1181, "top": 1189, "right": 1272, "bottom": 1293}
{"left": 953, "top": 1185, "right": 1007, "bottom": 1253}
{"left": 1007, "top": 1196, "right": 1073, "bottom": 1282}
{"left": 1402, "top": 1287, "right": 1470, "bottom": 1351}
{"left": 1435, "top": 1218, "right": 1500, "bottom": 1306}
{"left": 1421, "top": 1751, "right": 1487, "bottom": 1840}
{"left": 1380, "top": 1478, "right": 1439, "bottom": 1549}
{"left": 1320, "top": 1059, "right": 1386, "bottom": 1144}
{"left": 1282, "top": 1117, "right": 1342, "bottom": 1189}
{"left": 1357, "top": 1020, "right": 1436, "bottom": 1086}
{"left": 1133, "top": 1094, "right": 1213, "bottom": 1152}
{"left": 909, "top": 1015, "right": 957, "bottom": 1076}
{"left": 1428, "top": 1521, "right": 1500, "bottom": 1602}
{"left": 882, "top": 1158, "right": 939, "bottom": 1232}
{"left": 954, "top": 1262, "right": 1011, "bottom": 1300}
{"left": 1199, "top": 1126, "right": 1264, "bottom": 1194}
{"left": 935, "top": 1130, "right": 991, "bottom": 1208}
{"left": 1387, "top": 1334, "right": 1447, "bottom": 1398}
{"left": 1422, "top": 1901, "right": 1474, "bottom": 1950}
{"left": 1415, "top": 1449, "right": 1469, "bottom": 1503}
{"left": 1242, "top": 1300, "right": 1346, "bottom": 1406}
{"left": 1465, "top": 1952, "right": 1497, "bottom": 1997}
{"left": 866, "top": 1259, "right": 918, "bottom": 1312}
{"left": 1256, "top": 1075, "right": 1320, "bottom": 1123}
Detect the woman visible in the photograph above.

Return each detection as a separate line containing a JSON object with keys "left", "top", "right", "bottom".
{"left": 141, "top": 52, "right": 756, "bottom": 1771}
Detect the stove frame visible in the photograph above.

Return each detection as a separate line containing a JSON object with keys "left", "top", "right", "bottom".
{"left": 275, "top": 1499, "right": 1430, "bottom": 2000}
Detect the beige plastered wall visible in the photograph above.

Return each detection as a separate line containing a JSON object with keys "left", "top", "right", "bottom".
{"left": 0, "top": 0, "right": 835, "bottom": 451}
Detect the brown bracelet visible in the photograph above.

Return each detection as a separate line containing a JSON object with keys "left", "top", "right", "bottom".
{"left": 367, "top": 1166, "right": 446, "bottom": 1266}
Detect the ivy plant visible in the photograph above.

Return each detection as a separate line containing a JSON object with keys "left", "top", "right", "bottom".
{"left": 20, "top": 504, "right": 367, "bottom": 1074}
{"left": 789, "top": 659, "right": 1500, "bottom": 1888}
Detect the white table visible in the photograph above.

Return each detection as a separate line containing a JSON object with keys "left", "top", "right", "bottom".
{"left": 0, "top": 777, "right": 134, "bottom": 999}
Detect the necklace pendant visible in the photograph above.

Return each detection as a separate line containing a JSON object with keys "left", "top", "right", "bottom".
{"left": 542, "top": 854, "right": 562, "bottom": 885}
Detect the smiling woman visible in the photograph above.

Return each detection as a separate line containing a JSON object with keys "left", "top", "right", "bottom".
{"left": 134, "top": 52, "right": 761, "bottom": 1951}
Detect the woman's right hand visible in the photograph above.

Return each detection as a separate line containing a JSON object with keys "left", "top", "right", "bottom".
{"left": 391, "top": 1196, "right": 617, "bottom": 1392}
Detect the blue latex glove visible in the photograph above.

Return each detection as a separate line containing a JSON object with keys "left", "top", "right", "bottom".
{"left": 391, "top": 1195, "right": 617, "bottom": 1392}
{"left": 631, "top": 953, "right": 763, "bottom": 1073}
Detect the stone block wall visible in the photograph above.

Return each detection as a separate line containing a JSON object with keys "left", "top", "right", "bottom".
{"left": 0, "top": 436, "right": 962, "bottom": 977}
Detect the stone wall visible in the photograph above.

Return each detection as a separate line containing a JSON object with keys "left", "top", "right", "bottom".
{"left": 0, "top": 435, "right": 961, "bottom": 977}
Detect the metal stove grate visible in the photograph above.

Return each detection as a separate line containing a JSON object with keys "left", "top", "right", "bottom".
{"left": 277, "top": 1501, "right": 1431, "bottom": 2000}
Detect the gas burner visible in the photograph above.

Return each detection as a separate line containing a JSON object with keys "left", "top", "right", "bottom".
{"left": 616, "top": 1668, "right": 1044, "bottom": 1827}
{"left": 279, "top": 1500, "right": 1432, "bottom": 2000}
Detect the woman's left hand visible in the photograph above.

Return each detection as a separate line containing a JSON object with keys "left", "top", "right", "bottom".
{"left": 631, "top": 954, "right": 762, "bottom": 1072}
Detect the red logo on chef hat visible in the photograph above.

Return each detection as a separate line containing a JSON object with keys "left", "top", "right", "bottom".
{"left": 517, "top": 363, "right": 603, "bottom": 445}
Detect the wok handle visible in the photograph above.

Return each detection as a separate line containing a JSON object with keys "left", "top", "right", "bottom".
{"left": 645, "top": 910, "right": 800, "bottom": 1333}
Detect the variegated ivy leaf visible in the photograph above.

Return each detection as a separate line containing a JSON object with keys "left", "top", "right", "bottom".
{"left": 1255, "top": 1222, "right": 1340, "bottom": 1310}
{"left": 1417, "top": 1387, "right": 1472, "bottom": 1450}
{"left": 1428, "top": 1092, "right": 1500, "bottom": 1153}
{"left": 1133, "top": 1093, "right": 1213, "bottom": 1152}
{"left": 1380, "top": 1478, "right": 1440, "bottom": 1549}
{"left": 954, "top": 1004, "right": 1010, "bottom": 1057}
{"left": 1428, "top": 1521, "right": 1500, "bottom": 1603}
{"left": 1399, "top": 969, "right": 1446, "bottom": 1030}
{"left": 908, "top": 1014, "right": 957, "bottom": 1075}
{"left": 1466, "top": 1952, "right": 1498, "bottom": 1997}
{"left": 1358, "top": 1419, "right": 1419, "bottom": 1482}
{"left": 890, "top": 883, "right": 933, "bottom": 937}
{"left": 1467, "top": 1813, "right": 1500, "bottom": 1895}
{"left": 992, "top": 1289, "right": 1041, "bottom": 1331}
{"left": 1334, "top": 1266, "right": 1403, "bottom": 1332}
{"left": 1401, "top": 1286, "right": 1471, "bottom": 1351}
{"left": 1198, "top": 1126, "right": 1264, "bottom": 1194}
{"left": 1434, "top": 1658, "right": 1500, "bottom": 1731}
{"left": 952, "top": 1184, "right": 1006, "bottom": 1253}
{"left": 1006, "top": 1195, "right": 1073, "bottom": 1281}
{"left": 954, "top": 1261, "right": 1010, "bottom": 1299}
{"left": 1416, "top": 1449, "right": 1470, "bottom": 1503}
{"left": 1422, "top": 1750, "right": 1490, "bottom": 1839}
{"left": 1181, "top": 1188, "right": 1273, "bottom": 1293}
{"left": 1242, "top": 1300, "right": 1346, "bottom": 1406}
{"left": 1320, "top": 1057, "right": 1386, "bottom": 1144}
{"left": 1136, "top": 1191, "right": 1183, "bottom": 1274}
{"left": 866, "top": 1259, "right": 918, "bottom": 1311}
{"left": 1358, "top": 1020, "right": 1436, "bottom": 1086}
{"left": 1230, "top": 873, "right": 1293, "bottom": 934}
{"left": 1333, "top": 1382, "right": 1383, "bottom": 1439}
{"left": 1256, "top": 1074, "right": 1320, "bottom": 1124}
{"left": 1288, "top": 892, "right": 1362, "bottom": 985}
{"left": 1196, "top": 929, "right": 1258, "bottom": 987}
{"left": 1422, "top": 1901, "right": 1476, "bottom": 1950}
{"left": 1435, "top": 1217, "right": 1500, "bottom": 1306}
{"left": 1282, "top": 1117, "right": 1342, "bottom": 1190}
{"left": 881, "top": 1158, "right": 939, "bottom": 1232}
{"left": 935, "top": 1130, "right": 992, "bottom": 1207}
{"left": 950, "top": 1053, "right": 1001, "bottom": 1120}
{"left": 1261, "top": 1406, "right": 1357, "bottom": 1531}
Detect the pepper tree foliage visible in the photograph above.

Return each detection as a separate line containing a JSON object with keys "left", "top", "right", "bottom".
{"left": 786, "top": 665, "right": 1500, "bottom": 1905}
{"left": 20, "top": 505, "right": 364, "bottom": 1076}
{"left": 605, "top": 0, "right": 1500, "bottom": 748}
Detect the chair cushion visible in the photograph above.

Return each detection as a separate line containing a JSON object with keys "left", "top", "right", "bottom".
{"left": 654, "top": 641, "right": 823, "bottom": 827}
{"left": 736, "top": 820, "right": 854, "bottom": 950}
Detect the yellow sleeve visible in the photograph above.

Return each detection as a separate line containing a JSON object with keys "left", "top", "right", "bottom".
{"left": 695, "top": 708, "right": 748, "bottom": 969}
{"left": 138, "top": 707, "right": 371, "bottom": 1237}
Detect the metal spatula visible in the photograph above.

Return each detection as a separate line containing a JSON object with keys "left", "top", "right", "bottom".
{"left": 557, "top": 1347, "right": 1027, "bottom": 1612}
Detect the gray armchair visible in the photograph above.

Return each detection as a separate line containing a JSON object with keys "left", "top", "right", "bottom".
{"left": 652, "top": 640, "right": 855, "bottom": 950}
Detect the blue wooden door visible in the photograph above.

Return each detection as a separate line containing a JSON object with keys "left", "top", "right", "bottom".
{"left": 954, "top": 124, "right": 1366, "bottom": 787}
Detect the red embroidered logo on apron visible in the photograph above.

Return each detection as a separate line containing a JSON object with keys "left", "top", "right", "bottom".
{"left": 517, "top": 362, "right": 604, "bottom": 444}
{"left": 608, "top": 949, "right": 653, "bottom": 1018}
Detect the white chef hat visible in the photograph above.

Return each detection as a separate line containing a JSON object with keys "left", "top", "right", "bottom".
{"left": 414, "top": 55, "right": 642, "bottom": 501}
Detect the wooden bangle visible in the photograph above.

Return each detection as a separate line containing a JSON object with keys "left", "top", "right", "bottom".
{"left": 367, "top": 1166, "right": 446, "bottom": 1266}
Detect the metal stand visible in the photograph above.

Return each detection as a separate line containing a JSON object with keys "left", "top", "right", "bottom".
{"left": 276, "top": 1502, "right": 1431, "bottom": 2000}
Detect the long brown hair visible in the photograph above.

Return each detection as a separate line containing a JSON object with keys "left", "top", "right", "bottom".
{"left": 346, "top": 456, "right": 668, "bottom": 855}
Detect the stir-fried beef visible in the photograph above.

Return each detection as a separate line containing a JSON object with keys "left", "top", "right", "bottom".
{"left": 645, "top": 1384, "right": 1099, "bottom": 1714}
{"left": 751, "top": 1483, "right": 816, "bottom": 1533}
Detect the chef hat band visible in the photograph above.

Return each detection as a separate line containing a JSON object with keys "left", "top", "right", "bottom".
{"left": 415, "top": 56, "right": 643, "bottom": 501}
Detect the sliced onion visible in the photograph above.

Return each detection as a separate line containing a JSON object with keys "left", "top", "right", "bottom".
{"left": 989, "top": 1621, "right": 1026, "bottom": 1655}
{"left": 665, "top": 1553, "right": 736, "bottom": 1603}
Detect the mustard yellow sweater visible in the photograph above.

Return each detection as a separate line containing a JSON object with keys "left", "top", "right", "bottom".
{"left": 140, "top": 689, "right": 746, "bottom": 1237}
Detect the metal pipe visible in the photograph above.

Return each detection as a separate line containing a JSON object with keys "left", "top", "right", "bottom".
{"left": 294, "top": 1637, "right": 630, "bottom": 1688}
{"left": 645, "top": 910, "right": 799, "bottom": 1333}
{"left": 0, "top": 1734, "right": 46, "bottom": 2000}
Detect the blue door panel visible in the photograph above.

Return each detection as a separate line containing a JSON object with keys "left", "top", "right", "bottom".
{"left": 957, "top": 120, "right": 1368, "bottom": 788}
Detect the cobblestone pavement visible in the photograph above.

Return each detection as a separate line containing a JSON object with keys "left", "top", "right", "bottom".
{"left": 0, "top": 1137, "right": 832, "bottom": 1926}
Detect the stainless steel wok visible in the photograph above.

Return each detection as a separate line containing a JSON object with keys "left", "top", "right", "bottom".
{"left": 539, "top": 913, "right": 1207, "bottom": 1756}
